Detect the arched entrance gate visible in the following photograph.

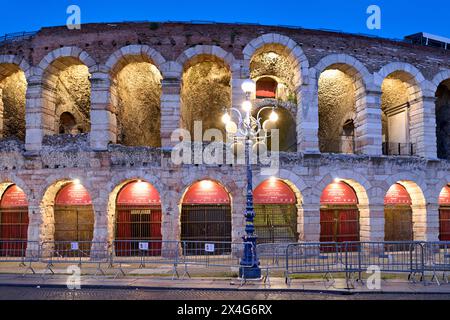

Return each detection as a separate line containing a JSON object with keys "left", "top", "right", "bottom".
{"left": 253, "top": 179, "right": 298, "bottom": 244}
{"left": 384, "top": 183, "right": 413, "bottom": 242}
{"left": 54, "top": 183, "right": 94, "bottom": 255}
{"left": 439, "top": 185, "right": 450, "bottom": 241}
{"left": 320, "top": 181, "right": 360, "bottom": 243}
{"left": 0, "top": 185, "right": 29, "bottom": 256}
{"left": 115, "top": 181, "right": 162, "bottom": 256}
{"left": 181, "top": 181, "right": 231, "bottom": 254}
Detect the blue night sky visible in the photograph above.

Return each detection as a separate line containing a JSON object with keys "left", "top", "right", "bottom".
{"left": 0, "top": 0, "right": 449, "bottom": 40}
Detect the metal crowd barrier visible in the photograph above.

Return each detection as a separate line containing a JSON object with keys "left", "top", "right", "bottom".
{"left": 257, "top": 243, "right": 291, "bottom": 285}
{"left": 179, "top": 241, "right": 253, "bottom": 280}
{"left": 423, "top": 242, "right": 450, "bottom": 285}
{"left": 111, "top": 240, "right": 179, "bottom": 279}
{"left": 0, "top": 240, "right": 40, "bottom": 275}
{"left": 40, "top": 241, "right": 110, "bottom": 276}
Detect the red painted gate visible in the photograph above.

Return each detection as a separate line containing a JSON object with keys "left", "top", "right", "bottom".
{"left": 115, "top": 181, "right": 162, "bottom": 256}
{"left": 0, "top": 185, "right": 29, "bottom": 257}
{"left": 439, "top": 185, "right": 450, "bottom": 241}
{"left": 320, "top": 181, "right": 360, "bottom": 246}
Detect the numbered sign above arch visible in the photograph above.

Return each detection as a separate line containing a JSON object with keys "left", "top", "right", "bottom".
{"left": 254, "top": 179, "right": 296, "bottom": 205}
{"left": 55, "top": 183, "right": 92, "bottom": 206}
{"left": 183, "top": 181, "right": 230, "bottom": 205}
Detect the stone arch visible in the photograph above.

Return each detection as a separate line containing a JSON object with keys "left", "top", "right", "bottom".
{"left": 243, "top": 33, "right": 309, "bottom": 87}
{"left": 382, "top": 173, "right": 430, "bottom": 241}
{"left": 431, "top": 69, "right": 450, "bottom": 93}
{"left": 176, "top": 45, "right": 237, "bottom": 75}
{"left": 375, "top": 62, "right": 431, "bottom": 156}
{"left": 0, "top": 56, "right": 29, "bottom": 141}
{"left": 314, "top": 171, "right": 372, "bottom": 242}
{"left": 0, "top": 173, "right": 32, "bottom": 203}
{"left": 106, "top": 45, "right": 164, "bottom": 147}
{"left": 33, "top": 47, "right": 95, "bottom": 138}
{"left": 38, "top": 176, "right": 96, "bottom": 244}
{"left": 179, "top": 50, "right": 232, "bottom": 138}
{"left": 312, "top": 54, "right": 372, "bottom": 154}
{"left": 105, "top": 171, "right": 164, "bottom": 243}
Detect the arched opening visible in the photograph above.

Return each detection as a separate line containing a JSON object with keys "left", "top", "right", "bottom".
{"left": 181, "top": 55, "right": 231, "bottom": 139}
{"left": 42, "top": 57, "right": 91, "bottom": 137}
{"left": 254, "top": 107, "right": 297, "bottom": 152}
{"left": 54, "top": 182, "right": 94, "bottom": 255}
{"left": 320, "top": 181, "right": 360, "bottom": 244}
{"left": 0, "top": 185, "right": 28, "bottom": 256}
{"left": 111, "top": 57, "right": 162, "bottom": 147}
{"left": 318, "top": 65, "right": 358, "bottom": 154}
{"left": 256, "top": 77, "right": 277, "bottom": 99}
{"left": 181, "top": 180, "right": 231, "bottom": 253}
{"left": 439, "top": 185, "right": 450, "bottom": 241}
{"left": 253, "top": 179, "right": 298, "bottom": 244}
{"left": 250, "top": 45, "right": 297, "bottom": 103}
{"left": 0, "top": 64, "right": 27, "bottom": 141}
{"left": 435, "top": 79, "right": 450, "bottom": 159}
{"left": 381, "top": 71, "right": 419, "bottom": 156}
{"left": 58, "top": 112, "right": 77, "bottom": 134}
{"left": 384, "top": 183, "right": 413, "bottom": 242}
{"left": 114, "top": 181, "right": 162, "bottom": 256}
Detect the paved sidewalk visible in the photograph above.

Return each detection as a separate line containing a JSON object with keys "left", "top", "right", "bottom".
{"left": 0, "top": 273, "right": 449, "bottom": 295}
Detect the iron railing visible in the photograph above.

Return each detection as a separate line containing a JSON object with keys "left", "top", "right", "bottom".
{"left": 382, "top": 142, "right": 416, "bottom": 156}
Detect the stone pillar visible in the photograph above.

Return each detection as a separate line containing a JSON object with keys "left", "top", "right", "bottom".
{"left": 298, "top": 203, "right": 320, "bottom": 242}
{"left": 0, "top": 87, "right": 3, "bottom": 138}
{"left": 359, "top": 204, "right": 385, "bottom": 242}
{"left": 413, "top": 203, "right": 440, "bottom": 242}
{"left": 25, "top": 77, "right": 45, "bottom": 153}
{"left": 411, "top": 96, "right": 438, "bottom": 159}
{"left": 90, "top": 72, "right": 116, "bottom": 151}
{"left": 26, "top": 202, "right": 43, "bottom": 258}
{"left": 355, "top": 90, "right": 383, "bottom": 156}
{"left": 297, "top": 83, "right": 319, "bottom": 153}
{"left": 161, "top": 78, "right": 181, "bottom": 148}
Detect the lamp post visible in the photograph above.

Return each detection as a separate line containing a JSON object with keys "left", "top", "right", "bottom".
{"left": 222, "top": 79, "right": 278, "bottom": 279}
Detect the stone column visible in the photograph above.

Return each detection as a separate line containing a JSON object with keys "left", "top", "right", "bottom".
{"left": 299, "top": 203, "right": 321, "bottom": 242}
{"left": 160, "top": 78, "right": 181, "bottom": 148}
{"left": 410, "top": 95, "right": 438, "bottom": 159}
{"left": 413, "top": 203, "right": 440, "bottom": 242}
{"left": 355, "top": 90, "right": 383, "bottom": 156}
{"left": 297, "top": 83, "right": 320, "bottom": 153}
{"left": 26, "top": 201, "right": 43, "bottom": 258}
{"left": 359, "top": 204, "right": 385, "bottom": 242}
{"left": 25, "top": 76, "right": 45, "bottom": 153}
{"left": 90, "top": 72, "right": 116, "bottom": 151}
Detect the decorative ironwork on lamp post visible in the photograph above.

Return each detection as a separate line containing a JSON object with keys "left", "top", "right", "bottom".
{"left": 222, "top": 79, "right": 279, "bottom": 279}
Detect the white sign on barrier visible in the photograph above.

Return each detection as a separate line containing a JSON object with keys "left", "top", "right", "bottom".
{"left": 71, "top": 242, "right": 79, "bottom": 251}
{"left": 139, "top": 242, "right": 149, "bottom": 251}
{"left": 205, "top": 243, "right": 215, "bottom": 253}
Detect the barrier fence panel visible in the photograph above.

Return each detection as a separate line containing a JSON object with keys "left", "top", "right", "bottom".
{"left": 0, "top": 240, "right": 39, "bottom": 275}
{"left": 179, "top": 241, "right": 254, "bottom": 279}
{"left": 40, "top": 241, "right": 109, "bottom": 276}
{"left": 257, "top": 243, "right": 291, "bottom": 284}
{"left": 423, "top": 242, "right": 450, "bottom": 285}
{"left": 111, "top": 240, "right": 179, "bottom": 279}
{"left": 285, "top": 242, "right": 344, "bottom": 285}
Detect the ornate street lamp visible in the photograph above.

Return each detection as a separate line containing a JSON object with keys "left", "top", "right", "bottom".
{"left": 222, "top": 79, "right": 278, "bottom": 279}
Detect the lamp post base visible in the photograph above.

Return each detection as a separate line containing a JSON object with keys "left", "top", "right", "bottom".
{"left": 239, "top": 266, "right": 262, "bottom": 280}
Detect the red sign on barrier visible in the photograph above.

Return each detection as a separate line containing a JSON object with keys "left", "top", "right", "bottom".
{"left": 439, "top": 185, "right": 450, "bottom": 206}
{"left": 254, "top": 179, "right": 296, "bottom": 204}
{"left": 183, "top": 181, "right": 230, "bottom": 205}
{"left": 0, "top": 185, "right": 28, "bottom": 208}
{"left": 385, "top": 183, "right": 412, "bottom": 205}
{"left": 321, "top": 182, "right": 358, "bottom": 205}
{"left": 55, "top": 183, "right": 92, "bottom": 206}
{"left": 117, "top": 181, "right": 161, "bottom": 205}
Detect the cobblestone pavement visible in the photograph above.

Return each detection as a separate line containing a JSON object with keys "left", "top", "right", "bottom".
{"left": 0, "top": 286, "right": 449, "bottom": 300}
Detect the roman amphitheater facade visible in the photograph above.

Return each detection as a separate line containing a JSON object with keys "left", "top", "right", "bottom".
{"left": 0, "top": 22, "right": 449, "bottom": 250}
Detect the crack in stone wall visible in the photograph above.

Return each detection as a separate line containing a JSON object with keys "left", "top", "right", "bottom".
{"left": 181, "top": 60, "right": 231, "bottom": 138}
{"left": 116, "top": 62, "right": 162, "bottom": 147}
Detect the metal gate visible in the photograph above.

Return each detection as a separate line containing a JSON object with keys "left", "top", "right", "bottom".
{"left": 385, "top": 207, "right": 413, "bottom": 242}
{"left": 439, "top": 208, "right": 450, "bottom": 241}
{"left": 320, "top": 207, "right": 360, "bottom": 243}
{"left": 0, "top": 207, "right": 29, "bottom": 257}
{"left": 54, "top": 206, "right": 94, "bottom": 256}
{"left": 254, "top": 204, "right": 298, "bottom": 244}
{"left": 115, "top": 206, "right": 162, "bottom": 256}
{"left": 181, "top": 205, "right": 231, "bottom": 253}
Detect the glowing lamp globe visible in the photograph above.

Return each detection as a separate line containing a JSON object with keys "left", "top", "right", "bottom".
{"left": 241, "top": 79, "right": 256, "bottom": 94}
